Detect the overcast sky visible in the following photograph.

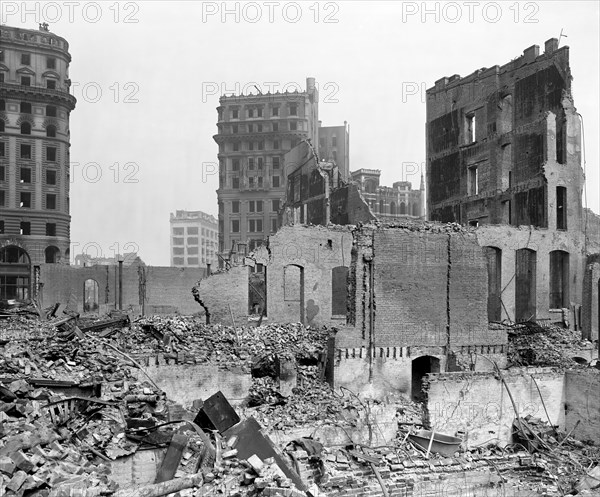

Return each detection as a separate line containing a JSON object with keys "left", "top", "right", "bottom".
{"left": 3, "top": 1, "right": 598, "bottom": 265}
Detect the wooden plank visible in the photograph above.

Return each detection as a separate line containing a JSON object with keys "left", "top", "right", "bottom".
{"left": 348, "top": 450, "right": 380, "bottom": 465}
{"left": 154, "top": 433, "right": 188, "bottom": 484}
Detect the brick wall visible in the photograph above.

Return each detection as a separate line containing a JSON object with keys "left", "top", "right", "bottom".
{"left": 267, "top": 225, "right": 353, "bottom": 327}
{"left": 582, "top": 258, "right": 599, "bottom": 341}
{"left": 346, "top": 227, "right": 504, "bottom": 349}
{"left": 333, "top": 346, "right": 507, "bottom": 400}
{"left": 449, "top": 235, "right": 501, "bottom": 346}
{"left": 130, "top": 356, "right": 251, "bottom": 408}
{"left": 38, "top": 264, "right": 207, "bottom": 315}
{"left": 195, "top": 265, "right": 248, "bottom": 325}
{"left": 373, "top": 230, "right": 448, "bottom": 347}
{"left": 476, "top": 225, "right": 586, "bottom": 325}
{"left": 426, "top": 367, "right": 566, "bottom": 447}
{"left": 564, "top": 369, "right": 600, "bottom": 444}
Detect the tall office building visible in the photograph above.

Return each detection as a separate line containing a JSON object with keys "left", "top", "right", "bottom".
{"left": 170, "top": 210, "right": 218, "bottom": 269}
{"left": 214, "top": 77, "right": 319, "bottom": 260}
{"left": 0, "top": 24, "right": 76, "bottom": 300}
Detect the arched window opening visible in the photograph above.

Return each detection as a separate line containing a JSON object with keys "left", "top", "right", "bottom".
{"left": 83, "top": 279, "right": 99, "bottom": 312}
{"left": 0, "top": 246, "right": 31, "bottom": 300}
{"left": 21, "top": 122, "right": 31, "bottom": 134}
{"left": 45, "top": 246, "right": 60, "bottom": 263}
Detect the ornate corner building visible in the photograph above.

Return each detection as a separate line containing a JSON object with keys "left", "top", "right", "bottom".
{"left": 214, "top": 78, "right": 320, "bottom": 260}
{"left": 351, "top": 169, "right": 425, "bottom": 221}
{"left": 0, "top": 25, "right": 76, "bottom": 300}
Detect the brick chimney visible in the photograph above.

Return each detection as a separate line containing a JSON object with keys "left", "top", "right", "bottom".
{"left": 545, "top": 38, "right": 559, "bottom": 54}
{"left": 523, "top": 45, "right": 540, "bottom": 63}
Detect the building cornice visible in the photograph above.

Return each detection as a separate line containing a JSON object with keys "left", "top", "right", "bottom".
{"left": 0, "top": 82, "right": 77, "bottom": 111}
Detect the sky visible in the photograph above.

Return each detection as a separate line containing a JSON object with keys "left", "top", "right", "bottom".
{"left": 3, "top": 0, "right": 599, "bottom": 266}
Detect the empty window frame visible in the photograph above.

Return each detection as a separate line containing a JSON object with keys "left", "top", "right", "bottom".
{"left": 556, "top": 186, "right": 567, "bottom": 230}
{"left": 468, "top": 166, "right": 479, "bottom": 196}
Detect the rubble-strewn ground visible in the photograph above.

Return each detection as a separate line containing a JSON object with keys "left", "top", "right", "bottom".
{"left": 504, "top": 321, "right": 597, "bottom": 368}
{"left": 1, "top": 312, "right": 599, "bottom": 497}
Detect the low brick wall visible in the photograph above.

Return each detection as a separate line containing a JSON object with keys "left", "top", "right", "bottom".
{"left": 426, "top": 367, "right": 566, "bottom": 448}
{"left": 130, "top": 355, "right": 251, "bottom": 408}
{"left": 565, "top": 369, "right": 600, "bottom": 444}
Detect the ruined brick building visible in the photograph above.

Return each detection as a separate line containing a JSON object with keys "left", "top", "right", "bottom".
{"left": 426, "top": 39, "right": 598, "bottom": 339}
{"left": 195, "top": 39, "right": 599, "bottom": 401}
{"left": 0, "top": 25, "right": 76, "bottom": 300}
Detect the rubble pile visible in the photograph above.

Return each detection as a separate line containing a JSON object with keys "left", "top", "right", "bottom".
{"left": 0, "top": 380, "right": 116, "bottom": 496}
{"left": 511, "top": 414, "right": 600, "bottom": 495}
{"left": 119, "top": 318, "right": 332, "bottom": 368}
{"left": 248, "top": 366, "right": 365, "bottom": 428}
{"left": 366, "top": 220, "right": 473, "bottom": 234}
{"left": 506, "top": 322, "right": 595, "bottom": 368}
{"left": 2, "top": 312, "right": 599, "bottom": 496}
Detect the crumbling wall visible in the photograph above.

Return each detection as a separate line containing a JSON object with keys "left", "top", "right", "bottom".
{"left": 373, "top": 229, "right": 448, "bottom": 347}
{"left": 194, "top": 265, "right": 248, "bottom": 324}
{"left": 564, "top": 369, "right": 600, "bottom": 444}
{"left": 426, "top": 368, "right": 566, "bottom": 447}
{"left": 585, "top": 209, "right": 600, "bottom": 255}
{"left": 267, "top": 225, "right": 353, "bottom": 327}
{"left": 330, "top": 183, "right": 377, "bottom": 226}
{"left": 141, "top": 266, "right": 210, "bottom": 315}
{"left": 38, "top": 264, "right": 208, "bottom": 315}
{"left": 131, "top": 356, "right": 251, "bottom": 408}
{"left": 348, "top": 226, "right": 504, "bottom": 348}
{"left": 426, "top": 43, "right": 580, "bottom": 229}
{"left": 334, "top": 346, "right": 445, "bottom": 399}
{"left": 476, "top": 225, "right": 586, "bottom": 324}
{"left": 581, "top": 257, "right": 599, "bottom": 341}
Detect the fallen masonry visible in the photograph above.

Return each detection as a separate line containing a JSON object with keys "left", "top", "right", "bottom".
{"left": 0, "top": 311, "right": 599, "bottom": 497}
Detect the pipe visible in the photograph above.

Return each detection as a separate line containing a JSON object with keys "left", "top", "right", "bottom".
{"left": 118, "top": 260, "right": 123, "bottom": 310}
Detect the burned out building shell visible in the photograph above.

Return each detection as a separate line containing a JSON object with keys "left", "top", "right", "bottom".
{"left": 426, "top": 40, "right": 597, "bottom": 340}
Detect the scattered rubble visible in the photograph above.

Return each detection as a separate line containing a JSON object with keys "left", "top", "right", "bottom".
{"left": 506, "top": 321, "right": 596, "bottom": 368}
{"left": 1, "top": 311, "right": 599, "bottom": 496}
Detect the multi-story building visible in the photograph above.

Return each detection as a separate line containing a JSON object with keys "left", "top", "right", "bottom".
{"left": 0, "top": 24, "right": 76, "bottom": 300}
{"left": 170, "top": 210, "right": 218, "bottom": 269}
{"left": 351, "top": 169, "right": 425, "bottom": 221}
{"left": 214, "top": 77, "right": 320, "bottom": 260}
{"left": 318, "top": 121, "right": 350, "bottom": 181}
{"left": 426, "top": 39, "right": 588, "bottom": 325}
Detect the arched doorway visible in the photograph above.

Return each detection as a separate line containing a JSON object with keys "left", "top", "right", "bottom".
{"left": 283, "top": 264, "right": 304, "bottom": 324}
{"left": 411, "top": 355, "right": 441, "bottom": 402}
{"left": 83, "top": 279, "right": 99, "bottom": 312}
{"left": 0, "top": 246, "right": 31, "bottom": 300}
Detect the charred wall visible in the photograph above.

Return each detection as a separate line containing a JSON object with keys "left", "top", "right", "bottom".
{"left": 426, "top": 43, "right": 579, "bottom": 230}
